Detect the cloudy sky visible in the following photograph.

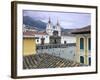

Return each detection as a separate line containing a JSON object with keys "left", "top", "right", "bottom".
{"left": 23, "top": 10, "right": 91, "bottom": 29}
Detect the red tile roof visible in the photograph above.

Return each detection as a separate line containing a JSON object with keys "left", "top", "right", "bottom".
{"left": 35, "top": 31, "right": 47, "bottom": 35}
{"left": 23, "top": 31, "right": 35, "bottom": 36}
{"left": 23, "top": 53, "right": 81, "bottom": 69}
{"left": 23, "top": 31, "right": 47, "bottom": 38}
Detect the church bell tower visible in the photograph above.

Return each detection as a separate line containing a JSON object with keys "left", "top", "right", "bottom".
{"left": 55, "top": 19, "right": 61, "bottom": 36}
{"left": 46, "top": 17, "right": 53, "bottom": 36}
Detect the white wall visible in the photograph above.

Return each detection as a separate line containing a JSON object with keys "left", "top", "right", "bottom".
{"left": 61, "top": 36, "right": 76, "bottom": 44}
{"left": 0, "top": 0, "right": 100, "bottom": 80}
{"left": 35, "top": 35, "right": 49, "bottom": 44}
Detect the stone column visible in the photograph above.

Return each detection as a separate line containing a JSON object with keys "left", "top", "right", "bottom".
{"left": 84, "top": 37, "right": 88, "bottom": 65}
{"left": 76, "top": 36, "right": 80, "bottom": 63}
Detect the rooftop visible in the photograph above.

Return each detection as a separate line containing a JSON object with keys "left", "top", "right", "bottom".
{"left": 61, "top": 32, "right": 75, "bottom": 36}
{"left": 23, "top": 31, "right": 47, "bottom": 38}
{"left": 71, "top": 25, "right": 91, "bottom": 34}
{"left": 23, "top": 53, "right": 81, "bottom": 69}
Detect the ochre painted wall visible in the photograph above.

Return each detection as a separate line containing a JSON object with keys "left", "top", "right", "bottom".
{"left": 76, "top": 36, "right": 80, "bottom": 63}
{"left": 84, "top": 37, "right": 88, "bottom": 64}
{"left": 76, "top": 34, "right": 90, "bottom": 65}
{"left": 23, "top": 38, "right": 36, "bottom": 56}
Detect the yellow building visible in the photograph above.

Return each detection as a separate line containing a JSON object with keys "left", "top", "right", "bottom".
{"left": 72, "top": 25, "right": 91, "bottom": 65}
{"left": 23, "top": 31, "right": 38, "bottom": 56}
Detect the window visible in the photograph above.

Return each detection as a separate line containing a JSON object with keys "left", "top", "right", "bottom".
{"left": 80, "top": 38, "right": 84, "bottom": 49}
{"left": 88, "top": 38, "right": 91, "bottom": 50}
{"left": 37, "top": 39, "right": 39, "bottom": 42}
{"left": 89, "top": 57, "right": 91, "bottom": 65}
{"left": 80, "top": 56, "right": 84, "bottom": 63}
{"left": 64, "top": 41, "right": 66, "bottom": 44}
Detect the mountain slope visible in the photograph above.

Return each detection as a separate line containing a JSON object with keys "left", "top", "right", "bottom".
{"left": 23, "top": 16, "right": 47, "bottom": 30}
{"left": 23, "top": 16, "right": 76, "bottom": 33}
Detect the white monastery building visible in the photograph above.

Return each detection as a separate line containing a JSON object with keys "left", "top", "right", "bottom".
{"left": 46, "top": 17, "right": 76, "bottom": 44}
{"left": 23, "top": 17, "right": 76, "bottom": 45}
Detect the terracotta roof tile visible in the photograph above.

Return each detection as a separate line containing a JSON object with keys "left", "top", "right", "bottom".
{"left": 23, "top": 31, "right": 48, "bottom": 37}
{"left": 23, "top": 53, "right": 81, "bottom": 69}
{"left": 23, "top": 31, "right": 35, "bottom": 37}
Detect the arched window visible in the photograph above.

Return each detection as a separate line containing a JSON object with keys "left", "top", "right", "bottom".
{"left": 80, "top": 56, "right": 84, "bottom": 63}
{"left": 64, "top": 41, "right": 66, "bottom": 44}
{"left": 89, "top": 57, "right": 91, "bottom": 65}
{"left": 80, "top": 38, "right": 84, "bottom": 49}
{"left": 88, "top": 38, "right": 91, "bottom": 50}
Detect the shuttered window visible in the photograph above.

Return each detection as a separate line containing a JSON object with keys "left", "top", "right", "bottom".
{"left": 80, "top": 38, "right": 84, "bottom": 49}
{"left": 88, "top": 38, "right": 91, "bottom": 50}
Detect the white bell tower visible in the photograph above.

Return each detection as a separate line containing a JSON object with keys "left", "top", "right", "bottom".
{"left": 46, "top": 17, "right": 53, "bottom": 36}
{"left": 55, "top": 19, "right": 61, "bottom": 36}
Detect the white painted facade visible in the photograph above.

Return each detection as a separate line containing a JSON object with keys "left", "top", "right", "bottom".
{"left": 46, "top": 18, "right": 61, "bottom": 36}
{"left": 46, "top": 18, "right": 76, "bottom": 44}
{"left": 46, "top": 22, "right": 53, "bottom": 36}
{"left": 61, "top": 36, "right": 76, "bottom": 44}
{"left": 23, "top": 18, "right": 76, "bottom": 45}
{"left": 35, "top": 34, "right": 76, "bottom": 44}
{"left": 35, "top": 34, "right": 49, "bottom": 44}
{"left": 23, "top": 24, "right": 38, "bottom": 32}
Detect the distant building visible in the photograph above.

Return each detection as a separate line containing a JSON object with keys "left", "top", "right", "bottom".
{"left": 72, "top": 25, "right": 91, "bottom": 65}
{"left": 23, "top": 18, "right": 76, "bottom": 46}
{"left": 23, "top": 31, "right": 38, "bottom": 56}
{"left": 46, "top": 17, "right": 75, "bottom": 44}
{"left": 23, "top": 24, "right": 50, "bottom": 45}
{"left": 34, "top": 31, "right": 49, "bottom": 45}
{"left": 50, "top": 31, "right": 61, "bottom": 44}
{"left": 61, "top": 32, "right": 76, "bottom": 44}
{"left": 46, "top": 17, "right": 61, "bottom": 36}
{"left": 23, "top": 24, "right": 38, "bottom": 32}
